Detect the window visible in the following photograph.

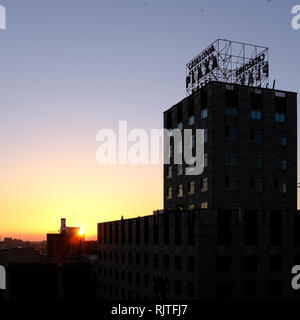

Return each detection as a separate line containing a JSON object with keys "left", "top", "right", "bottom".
{"left": 226, "top": 87, "right": 238, "bottom": 117}
{"left": 177, "top": 122, "right": 183, "bottom": 130}
{"left": 144, "top": 274, "right": 149, "bottom": 287}
{"left": 175, "top": 280, "right": 181, "bottom": 295}
{"left": 251, "top": 110, "right": 262, "bottom": 120}
{"left": 167, "top": 166, "right": 172, "bottom": 179}
{"left": 153, "top": 254, "right": 159, "bottom": 268}
{"left": 244, "top": 255, "right": 257, "bottom": 272}
{"left": 277, "top": 157, "right": 287, "bottom": 170}
{"left": 226, "top": 152, "right": 238, "bottom": 167}
{"left": 252, "top": 154, "right": 263, "bottom": 168}
{"left": 217, "top": 256, "right": 231, "bottom": 273}
{"left": 175, "top": 255, "right": 181, "bottom": 270}
{"left": 226, "top": 202, "right": 238, "bottom": 209}
{"left": 251, "top": 130, "right": 262, "bottom": 144}
{"left": 177, "top": 184, "right": 183, "bottom": 198}
{"left": 163, "top": 255, "right": 169, "bottom": 269}
{"left": 204, "top": 153, "right": 208, "bottom": 167}
{"left": 201, "top": 108, "right": 208, "bottom": 119}
{"left": 275, "top": 95, "right": 286, "bottom": 123}
{"left": 270, "top": 255, "right": 281, "bottom": 271}
{"left": 225, "top": 177, "right": 238, "bottom": 191}
{"left": 251, "top": 178, "right": 263, "bottom": 193}
{"left": 204, "top": 128, "right": 208, "bottom": 143}
{"left": 188, "top": 181, "right": 195, "bottom": 195}
{"left": 251, "top": 91, "right": 262, "bottom": 120}
{"left": 144, "top": 253, "right": 149, "bottom": 266}
{"left": 167, "top": 187, "right": 172, "bottom": 200}
{"left": 177, "top": 164, "right": 183, "bottom": 176}
{"left": 275, "top": 180, "right": 286, "bottom": 194}
{"left": 276, "top": 132, "right": 287, "bottom": 146}
{"left": 188, "top": 115, "right": 195, "bottom": 126}
{"left": 226, "top": 127, "right": 238, "bottom": 141}
{"left": 201, "top": 202, "right": 208, "bottom": 209}
{"left": 226, "top": 106, "right": 237, "bottom": 117}
{"left": 201, "top": 177, "right": 208, "bottom": 192}
{"left": 187, "top": 256, "right": 195, "bottom": 272}
{"left": 188, "top": 204, "right": 195, "bottom": 210}
{"left": 275, "top": 113, "right": 285, "bottom": 122}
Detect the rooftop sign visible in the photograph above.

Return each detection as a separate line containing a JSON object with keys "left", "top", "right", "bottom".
{"left": 186, "top": 39, "right": 269, "bottom": 95}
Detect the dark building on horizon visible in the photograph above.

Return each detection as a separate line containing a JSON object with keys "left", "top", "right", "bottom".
{"left": 97, "top": 209, "right": 300, "bottom": 300}
{"left": 163, "top": 81, "right": 297, "bottom": 212}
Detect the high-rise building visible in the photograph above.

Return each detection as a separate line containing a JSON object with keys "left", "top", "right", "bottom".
{"left": 164, "top": 81, "right": 297, "bottom": 211}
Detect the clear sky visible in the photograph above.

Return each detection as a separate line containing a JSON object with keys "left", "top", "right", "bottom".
{"left": 0, "top": 0, "right": 299, "bottom": 240}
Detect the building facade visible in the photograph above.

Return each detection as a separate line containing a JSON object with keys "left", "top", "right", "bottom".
{"left": 163, "top": 81, "right": 297, "bottom": 212}
{"left": 97, "top": 209, "right": 300, "bottom": 300}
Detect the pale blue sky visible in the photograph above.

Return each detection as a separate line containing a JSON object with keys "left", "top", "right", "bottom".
{"left": 0, "top": 0, "right": 300, "bottom": 238}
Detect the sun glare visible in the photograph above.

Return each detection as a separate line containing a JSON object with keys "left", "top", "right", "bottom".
{"left": 78, "top": 228, "right": 85, "bottom": 236}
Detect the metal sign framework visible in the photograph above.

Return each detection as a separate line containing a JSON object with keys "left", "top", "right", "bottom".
{"left": 186, "top": 39, "right": 269, "bottom": 95}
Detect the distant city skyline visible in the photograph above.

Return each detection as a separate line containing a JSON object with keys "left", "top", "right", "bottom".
{"left": 0, "top": 0, "right": 300, "bottom": 240}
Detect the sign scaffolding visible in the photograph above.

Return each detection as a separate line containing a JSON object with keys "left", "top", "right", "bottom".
{"left": 186, "top": 39, "right": 269, "bottom": 95}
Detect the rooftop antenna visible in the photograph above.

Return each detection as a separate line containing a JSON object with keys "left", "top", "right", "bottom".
{"left": 272, "top": 79, "right": 276, "bottom": 90}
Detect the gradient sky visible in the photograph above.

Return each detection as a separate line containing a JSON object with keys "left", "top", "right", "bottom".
{"left": 0, "top": 0, "right": 299, "bottom": 240}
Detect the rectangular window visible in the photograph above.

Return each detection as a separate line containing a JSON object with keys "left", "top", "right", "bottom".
{"left": 177, "top": 122, "right": 183, "bottom": 130}
{"left": 218, "top": 210, "right": 231, "bottom": 245}
{"left": 251, "top": 110, "right": 262, "bottom": 120}
{"left": 175, "top": 255, "right": 181, "bottom": 270}
{"left": 167, "top": 187, "right": 172, "bottom": 200}
{"left": 244, "top": 210, "right": 258, "bottom": 245}
{"left": 188, "top": 181, "right": 195, "bottom": 195}
{"left": 188, "top": 115, "right": 195, "bottom": 126}
{"left": 217, "top": 256, "right": 231, "bottom": 272}
{"left": 202, "top": 128, "right": 208, "bottom": 143}
{"left": 188, "top": 204, "right": 195, "bottom": 210}
{"left": 201, "top": 177, "right": 208, "bottom": 192}
{"left": 177, "top": 184, "right": 183, "bottom": 198}
{"left": 201, "top": 108, "right": 208, "bottom": 119}
{"left": 251, "top": 130, "right": 263, "bottom": 144}
{"left": 275, "top": 95, "right": 286, "bottom": 123}
{"left": 276, "top": 132, "right": 287, "bottom": 146}
{"left": 251, "top": 178, "right": 263, "bottom": 193}
{"left": 201, "top": 202, "right": 208, "bottom": 209}
{"left": 226, "top": 152, "right": 238, "bottom": 167}
{"left": 226, "top": 127, "right": 238, "bottom": 141}
{"left": 167, "top": 166, "right": 172, "bottom": 179}
{"left": 204, "top": 153, "right": 208, "bottom": 167}
{"left": 177, "top": 164, "right": 183, "bottom": 176}
{"left": 225, "top": 176, "right": 238, "bottom": 191}
{"left": 252, "top": 154, "right": 263, "bottom": 168}
{"left": 226, "top": 106, "right": 237, "bottom": 117}
{"left": 277, "top": 157, "right": 287, "bottom": 170}
{"left": 275, "top": 113, "right": 285, "bottom": 122}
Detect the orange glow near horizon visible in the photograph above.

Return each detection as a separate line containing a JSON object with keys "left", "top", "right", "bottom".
{"left": 0, "top": 143, "right": 163, "bottom": 241}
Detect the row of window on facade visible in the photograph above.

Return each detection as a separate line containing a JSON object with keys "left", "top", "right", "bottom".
{"left": 99, "top": 210, "right": 296, "bottom": 247}
{"left": 167, "top": 89, "right": 288, "bottom": 129}
{"left": 166, "top": 177, "right": 287, "bottom": 201}
{"left": 99, "top": 278, "right": 284, "bottom": 299}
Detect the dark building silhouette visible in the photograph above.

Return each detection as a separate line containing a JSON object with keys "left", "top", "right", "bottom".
{"left": 97, "top": 78, "right": 299, "bottom": 300}
{"left": 97, "top": 209, "right": 300, "bottom": 300}
{"left": 0, "top": 219, "right": 96, "bottom": 300}
{"left": 47, "top": 218, "right": 84, "bottom": 257}
{"left": 164, "top": 81, "right": 297, "bottom": 212}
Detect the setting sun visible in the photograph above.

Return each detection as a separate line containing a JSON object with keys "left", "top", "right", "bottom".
{"left": 78, "top": 228, "right": 85, "bottom": 236}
